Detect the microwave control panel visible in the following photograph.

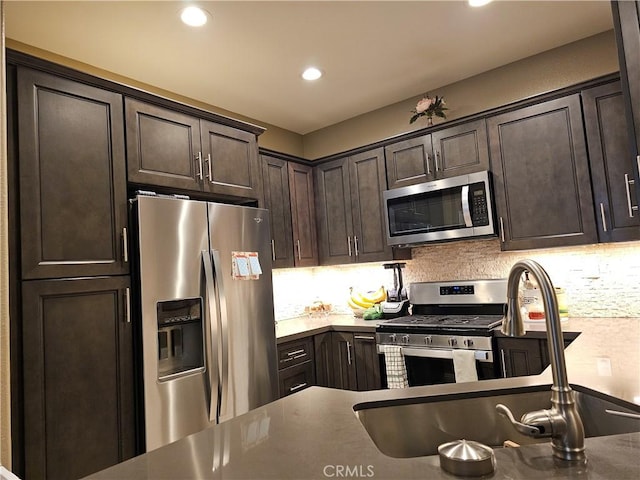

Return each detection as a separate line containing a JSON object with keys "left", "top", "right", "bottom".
{"left": 470, "top": 183, "right": 489, "bottom": 226}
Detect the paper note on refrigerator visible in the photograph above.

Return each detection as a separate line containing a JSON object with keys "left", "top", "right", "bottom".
{"left": 232, "top": 252, "right": 261, "bottom": 280}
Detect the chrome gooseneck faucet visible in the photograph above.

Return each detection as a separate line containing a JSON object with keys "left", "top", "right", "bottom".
{"left": 496, "top": 259, "right": 586, "bottom": 463}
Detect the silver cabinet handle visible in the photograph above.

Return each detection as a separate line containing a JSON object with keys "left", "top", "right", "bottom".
{"left": 207, "top": 153, "right": 213, "bottom": 184}
{"left": 296, "top": 239, "right": 301, "bottom": 261}
{"left": 286, "top": 349, "right": 305, "bottom": 357}
{"left": 425, "top": 153, "right": 431, "bottom": 175}
{"left": 499, "top": 217, "right": 505, "bottom": 243}
{"left": 122, "top": 227, "right": 129, "bottom": 263}
{"left": 500, "top": 349, "right": 507, "bottom": 378}
{"left": 435, "top": 151, "right": 441, "bottom": 171}
{"left": 354, "top": 335, "right": 375, "bottom": 340}
{"left": 271, "top": 239, "right": 276, "bottom": 261}
{"left": 354, "top": 236, "right": 359, "bottom": 257}
{"left": 196, "top": 152, "right": 204, "bottom": 180}
{"left": 600, "top": 203, "right": 608, "bottom": 232}
{"left": 346, "top": 341, "right": 352, "bottom": 365}
{"left": 290, "top": 382, "right": 308, "bottom": 393}
{"left": 124, "top": 287, "right": 131, "bottom": 323}
{"left": 624, "top": 173, "right": 638, "bottom": 217}
{"left": 347, "top": 236, "right": 352, "bottom": 257}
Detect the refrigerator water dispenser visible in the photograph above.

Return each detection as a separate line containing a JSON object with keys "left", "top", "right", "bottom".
{"left": 156, "top": 298, "right": 205, "bottom": 380}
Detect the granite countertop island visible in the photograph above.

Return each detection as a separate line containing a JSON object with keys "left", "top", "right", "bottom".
{"left": 86, "top": 317, "right": 640, "bottom": 480}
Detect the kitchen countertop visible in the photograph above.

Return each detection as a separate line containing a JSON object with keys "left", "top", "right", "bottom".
{"left": 275, "top": 313, "right": 384, "bottom": 342}
{"left": 85, "top": 317, "right": 640, "bottom": 480}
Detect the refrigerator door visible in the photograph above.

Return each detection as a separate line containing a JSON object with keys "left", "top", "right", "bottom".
{"left": 137, "top": 195, "right": 216, "bottom": 451}
{"left": 207, "top": 202, "right": 279, "bottom": 423}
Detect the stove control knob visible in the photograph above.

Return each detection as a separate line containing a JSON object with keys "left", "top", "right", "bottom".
{"left": 389, "top": 334, "right": 397, "bottom": 344}
{"left": 402, "top": 335, "right": 410, "bottom": 344}
{"left": 424, "top": 336, "right": 433, "bottom": 346}
{"left": 463, "top": 338, "right": 474, "bottom": 348}
{"left": 448, "top": 338, "right": 458, "bottom": 347}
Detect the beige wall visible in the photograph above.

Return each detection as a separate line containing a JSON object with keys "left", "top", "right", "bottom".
{"left": 6, "top": 31, "right": 619, "bottom": 161}
{"left": 5, "top": 39, "right": 306, "bottom": 158}
{"left": 302, "top": 31, "right": 619, "bottom": 160}
{"left": 1, "top": 1, "right": 11, "bottom": 469}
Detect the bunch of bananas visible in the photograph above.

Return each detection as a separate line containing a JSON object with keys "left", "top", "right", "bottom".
{"left": 348, "top": 286, "right": 386, "bottom": 310}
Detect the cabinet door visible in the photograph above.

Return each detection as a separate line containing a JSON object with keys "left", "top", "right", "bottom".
{"left": 288, "top": 162, "right": 319, "bottom": 267}
{"left": 22, "top": 276, "right": 134, "bottom": 480}
{"left": 125, "top": 98, "right": 202, "bottom": 191}
{"left": 431, "top": 119, "right": 490, "bottom": 178}
{"left": 496, "top": 337, "right": 544, "bottom": 378}
{"left": 488, "top": 94, "right": 598, "bottom": 250}
{"left": 200, "top": 120, "right": 263, "bottom": 202}
{"left": 18, "top": 67, "right": 129, "bottom": 279}
{"left": 583, "top": 82, "right": 640, "bottom": 242}
{"left": 261, "top": 155, "right": 294, "bottom": 268}
{"left": 384, "top": 135, "right": 433, "bottom": 189}
{"left": 349, "top": 148, "right": 393, "bottom": 263}
{"left": 313, "top": 331, "right": 335, "bottom": 388}
{"left": 315, "top": 159, "right": 354, "bottom": 265}
{"left": 353, "top": 333, "right": 382, "bottom": 391}
{"left": 331, "top": 332, "right": 358, "bottom": 390}
{"left": 612, "top": 1, "right": 640, "bottom": 202}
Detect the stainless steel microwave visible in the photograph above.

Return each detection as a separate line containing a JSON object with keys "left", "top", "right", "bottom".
{"left": 383, "top": 171, "right": 496, "bottom": 246}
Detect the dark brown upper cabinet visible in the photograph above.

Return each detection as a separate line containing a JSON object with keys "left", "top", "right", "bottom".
{"left": 288, "top": 162, "right": 319, "bottom": 267}
{"left": 583, "top": 81, "right": 640, "bottom": 242}
{"left": 488, "top": 94, "right": 598, "bottom": 251}
{"left": 385, "top": 119, "right": 489, "bottom": 189}
{"left": 17, "top": 67, "right": 129, "bottom": 280}
{"left": 315, "top": 148, "right": 400, "bottom": 265}
{"left": 261, "top": 154, "right": 295, "bottom": 268}
{"left": 611, "top": 1, "right": 640, "bottom": 202}
{"left": 126, "top": 99, "right": 263, "bottom": 203}
{"left": 21, "top": 276, "right": 135, "bottom": 480}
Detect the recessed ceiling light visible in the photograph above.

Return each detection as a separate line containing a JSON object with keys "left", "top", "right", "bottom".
{"left": 180, "top": 6, "right": 208, "bottom": 27}
{"left": 302, "top": 67, "right": 323, "bottom": 81}
{"left": 468, "top": 0, "right": 493, "bottom": 6}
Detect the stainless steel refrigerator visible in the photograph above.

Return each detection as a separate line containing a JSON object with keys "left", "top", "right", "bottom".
{"left": 133, "top": 194, "right": 279, "bottom": 452}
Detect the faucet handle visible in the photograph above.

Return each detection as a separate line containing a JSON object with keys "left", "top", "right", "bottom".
{"left": 496, "top": 404, "right": 546, "bottom": 437}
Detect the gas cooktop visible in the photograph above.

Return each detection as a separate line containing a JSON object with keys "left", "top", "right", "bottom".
{"left": 379, "top": 314, "right": 504, "bottom": 330}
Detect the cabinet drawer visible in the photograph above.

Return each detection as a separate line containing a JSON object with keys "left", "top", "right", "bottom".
{"left": 278, "top": 361, "right": 315, "bottom": 398}
{"left": 277, "top": 337, "right": 314, "bottom": 368}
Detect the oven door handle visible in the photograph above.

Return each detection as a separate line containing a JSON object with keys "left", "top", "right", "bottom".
{"left": 378, "top": 345, "right": 494, "bottom": 363}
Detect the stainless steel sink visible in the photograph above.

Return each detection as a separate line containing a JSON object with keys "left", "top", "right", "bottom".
{"left": 353, "top": 385, "right": 640, "bottom": 458}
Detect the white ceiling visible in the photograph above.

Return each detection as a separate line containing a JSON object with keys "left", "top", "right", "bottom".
{"left": 4, "top": 1, "right": 614, "bottom": 135}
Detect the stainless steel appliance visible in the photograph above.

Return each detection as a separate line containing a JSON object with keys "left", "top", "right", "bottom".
{"left": 133, "top": 194, "right": 278, "bottom": 452}
{"left": 376, "top": 279, "right": 507, "bottom": 386}
{"left": 383, "top": 171, "right": 496, "bottom": 247}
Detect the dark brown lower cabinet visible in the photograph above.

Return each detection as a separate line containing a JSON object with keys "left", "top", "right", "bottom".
{"left": 497, "top": 334, "right": 578, "bottom": 378}
{"left": 21, "top": 276, "right": 134, "bottom": 480}
{"left": 277, "top": 337, "right": 315, "bottom": 397}
{"left": 314, "top": 331, "right": 335, "bottom": 387}
{"left": 331, "top": 332, "right": 359, "bottom": 390}
{"left": 353, "top": 333, "right": 382, "bottom": 391}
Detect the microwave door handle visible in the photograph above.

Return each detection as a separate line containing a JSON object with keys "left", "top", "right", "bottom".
{"left": 461, "top": 185, "right": 473, "bottom": 227}
{"left": 202, "top": 250, "right": 220, "bottom": 423}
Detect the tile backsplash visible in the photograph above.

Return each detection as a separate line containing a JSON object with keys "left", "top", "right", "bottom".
{"left": 272, "top": 239, "right": 640, "bottom": 320}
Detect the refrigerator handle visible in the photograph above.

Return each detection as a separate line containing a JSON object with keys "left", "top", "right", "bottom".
{"left": 202, "top": 250, "right": 220, "bottom": 423}
{"left": 211, "top": 249, "right": 230, "bottom": 420}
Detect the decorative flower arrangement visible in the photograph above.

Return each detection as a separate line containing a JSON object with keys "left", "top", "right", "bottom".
{"left": 410, "top": 94, "right": 448, "bottom": 124}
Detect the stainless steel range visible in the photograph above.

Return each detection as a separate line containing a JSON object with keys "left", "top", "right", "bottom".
{"left": 376, "top": 279, "right": 507, "bottom": 386}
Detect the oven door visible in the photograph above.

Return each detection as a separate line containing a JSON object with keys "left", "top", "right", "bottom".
{"left": 379, "top": 346, "right": 498, "bottom": 387}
